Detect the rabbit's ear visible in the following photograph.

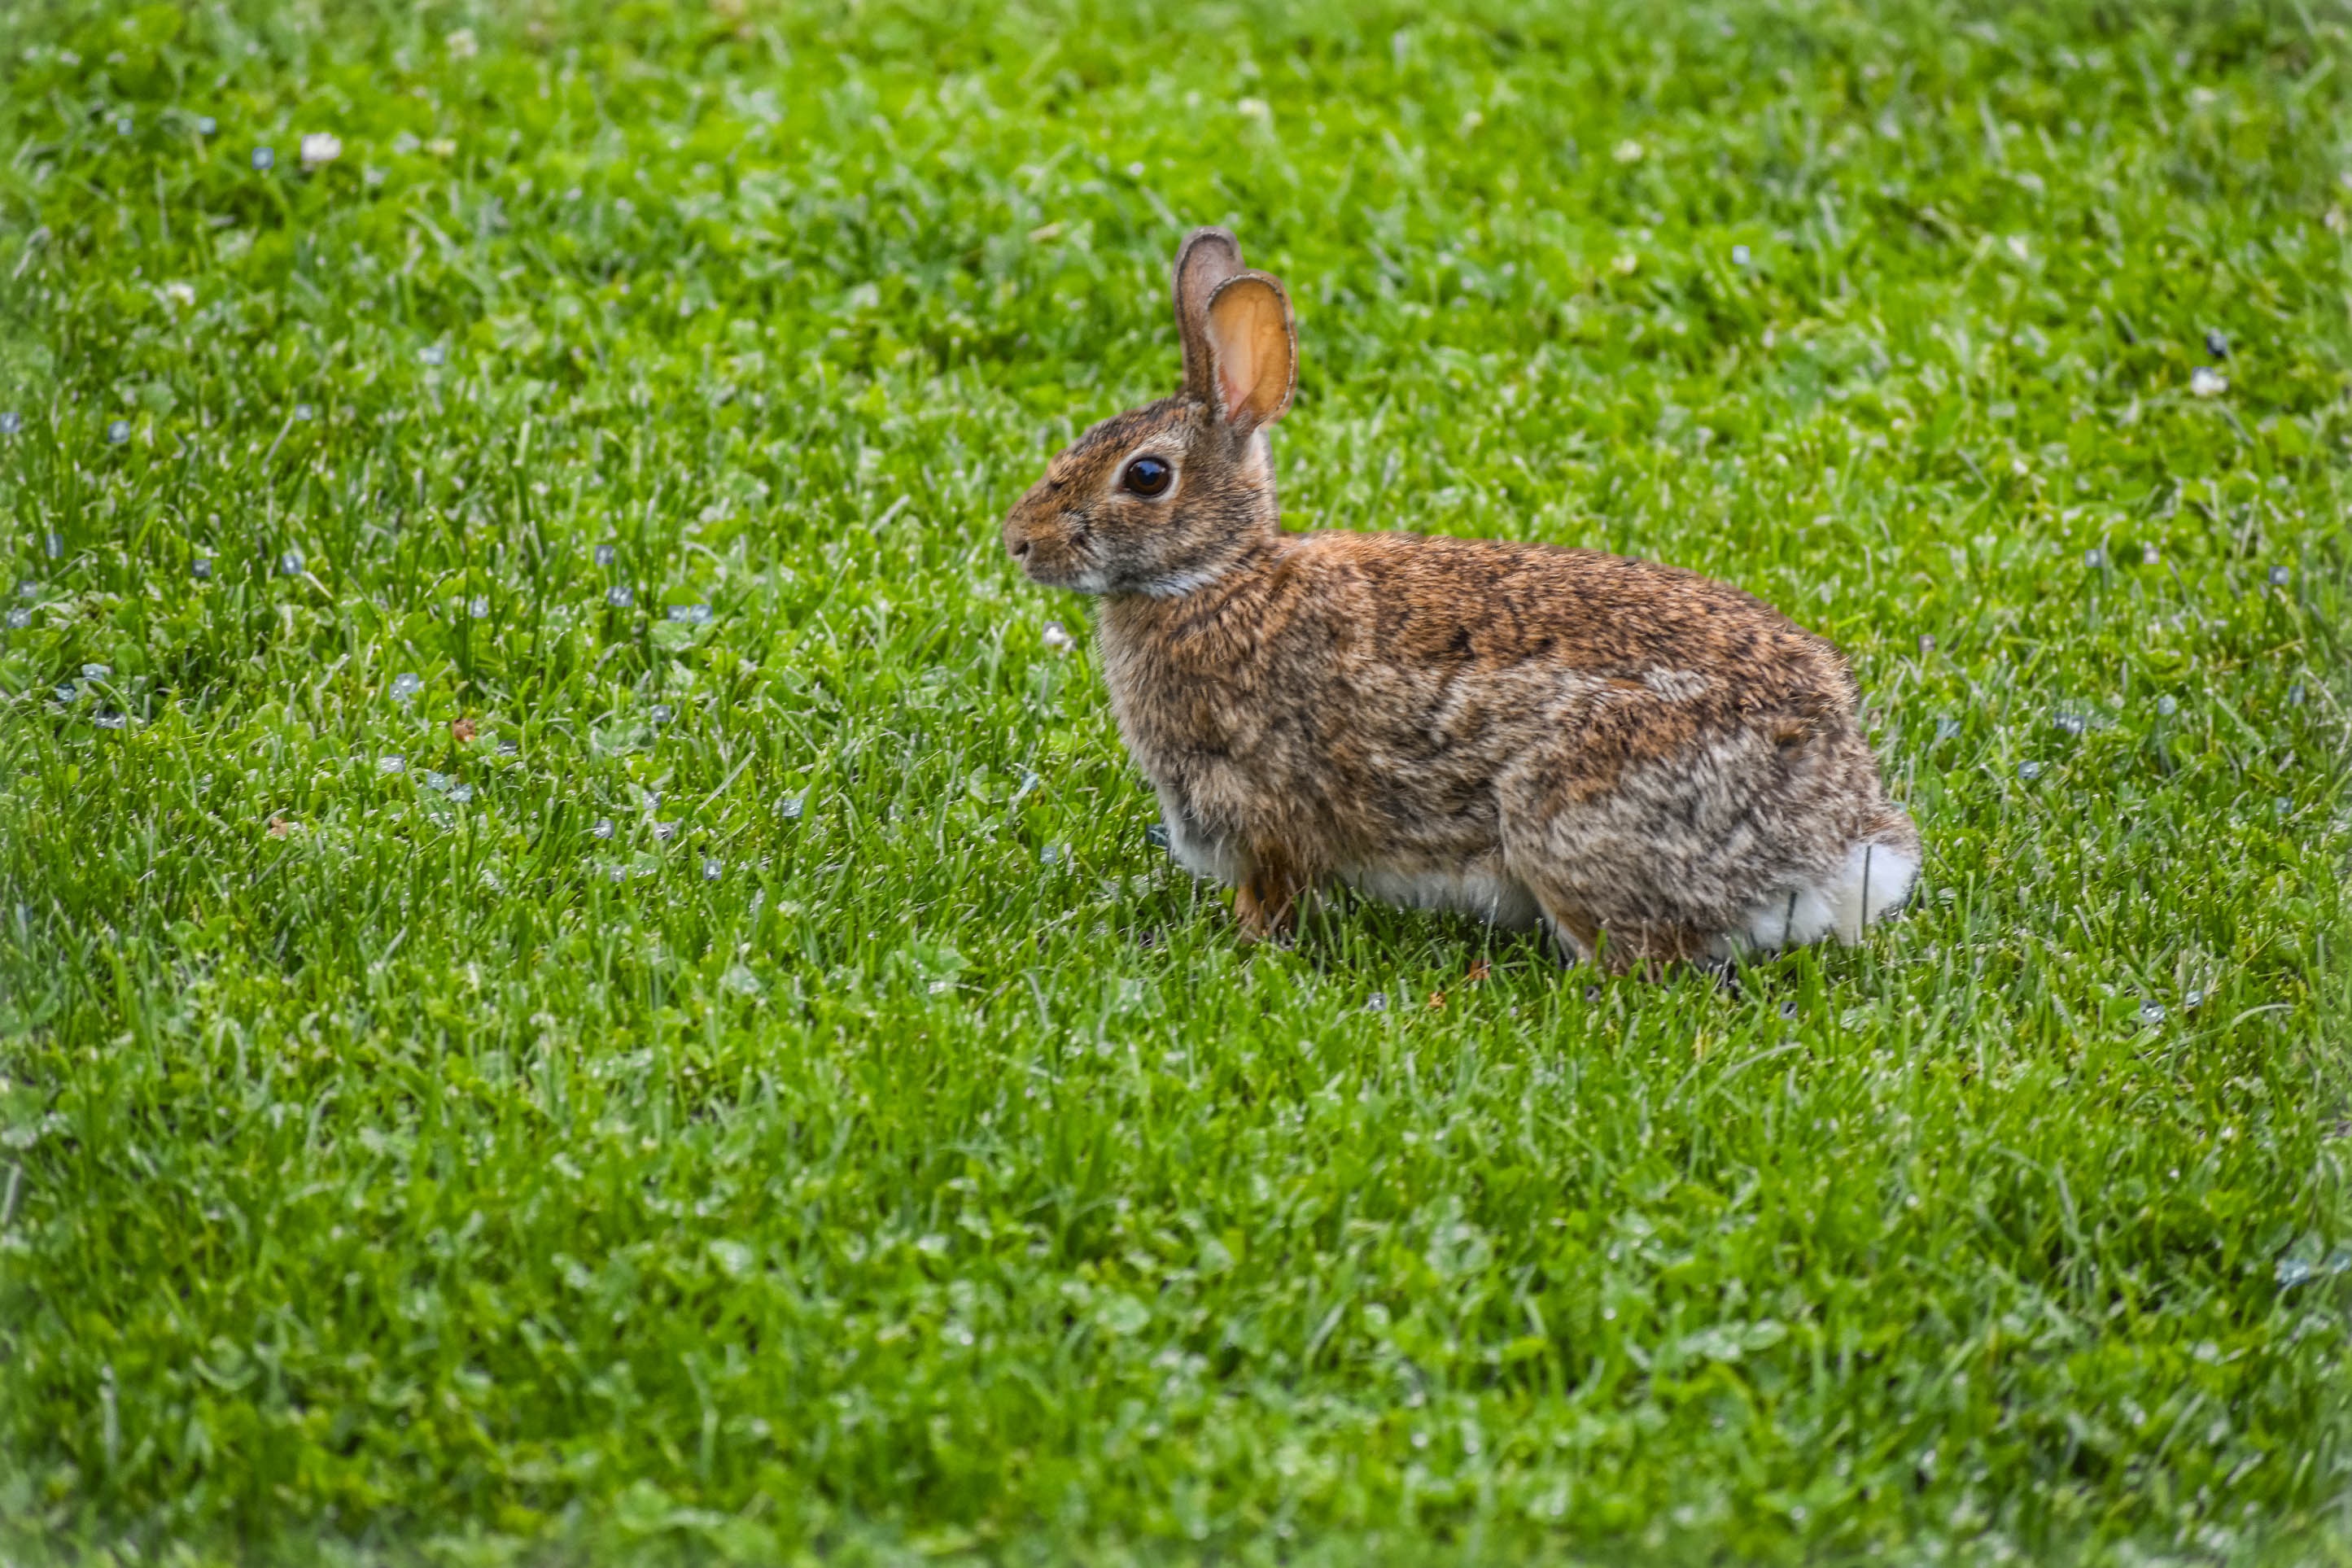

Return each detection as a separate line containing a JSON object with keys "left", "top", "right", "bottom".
{"left": 1203, "top": 271, "right": 1296, "bottom": 430}
{"left": 1174, "top": 227, "right": 1244, "bottom": 400}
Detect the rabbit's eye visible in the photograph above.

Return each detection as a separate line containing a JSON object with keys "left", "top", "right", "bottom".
{"left": 1121, "top": 456, "right": 1172, "bottom": 496}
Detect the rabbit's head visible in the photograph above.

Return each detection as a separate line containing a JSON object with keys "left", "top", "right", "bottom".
{"left": 1003, "top": 228, "right": 1296, "bottom": 596}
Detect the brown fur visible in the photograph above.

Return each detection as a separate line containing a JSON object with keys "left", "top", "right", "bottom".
{"left": 1003, "top": 229, "right": 1919, "bottom": 974}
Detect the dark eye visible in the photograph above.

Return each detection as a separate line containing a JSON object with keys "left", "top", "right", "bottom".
{"left": 1121, "top": 456, "right": 1172, "bottom": 496}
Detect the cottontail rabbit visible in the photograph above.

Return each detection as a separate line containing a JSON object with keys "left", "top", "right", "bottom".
{"left": 1003, "top": 228, "right": 1918, "bottom": 975}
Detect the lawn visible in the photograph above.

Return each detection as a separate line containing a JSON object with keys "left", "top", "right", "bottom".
{"left": 2, "top": 0, "right": 2350, "bottom": 1561}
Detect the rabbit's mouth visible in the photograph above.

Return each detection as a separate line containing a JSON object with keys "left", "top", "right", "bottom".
{"left": 1003, "top": 502, "right": 1106, "bottom": 592}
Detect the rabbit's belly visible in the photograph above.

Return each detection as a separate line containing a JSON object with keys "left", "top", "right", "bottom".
{"left": 1337, "top": 864, "right": 1543, "bottom": 929}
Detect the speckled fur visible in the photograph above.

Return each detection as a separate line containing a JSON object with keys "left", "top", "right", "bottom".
{"left": 1002, "top": 229, "right": 1920, "bottom": 973}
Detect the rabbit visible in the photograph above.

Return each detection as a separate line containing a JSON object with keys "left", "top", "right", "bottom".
{"left": 1000, "top": 226, "right": 1920, "bottom": 976}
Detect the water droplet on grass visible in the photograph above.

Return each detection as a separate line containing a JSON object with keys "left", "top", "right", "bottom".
{"left": 649, "top": 704, "right": 672, "bottom": 724}
{"left": 2205, "top": 329, "right": 2228, "bottom": 357}
{"left": 2084, "top": 548, "right": 2105, "bottom": 567}
{"left": 594, "top": 544, "right": 616, "bottom": 566}
{"left": 2189, "top": 366, "right": 2226, "bottom": 397}
{"left": 469, "top": 596, "right": 489, "bottom": 618}
{"left": 423, "top": 771, "right": 452, "bottom": 792}
{"left": 1366, "top": 992, "right": 1388, "bottom": 1012}
{"left": 653, "top": 821, "right": 677, "bottom": 842}
{"left": 1933, "top": 717, "right": 1961, "bottom": 741}
{"left": 116, "top": 115, "right": 133, "bottom": 136}
{"left": 2288, "top": 684, "right": 2304, "bottom": 705}
{"left": 2053, "top": 713, "right": 2086, "bottom": 736}
{"left": 703, "top": 858, "right": 722, "bottom": 880}
{"left": 2018, "top": 760, "right": 2042, "bottom": 780}
{"left": 0, "top": 413, "right": 17, "bottom": 435}
{"left": 1731, "top": 243, "right": 1751, "bottom": 266}
{"left": 390, "top": 672, "right": 422, "bottom": 701}
{"left": 196, "top": 116, "right": 216, "bottom": 135}
{"left": 2277, "top": 1257, "right": 2314, "bottom": 1287}
{"left": 2156, "top": 696, "right": 2177, "bottom": 717}
{"left": 251, "top": 145, "right": 274, "bottom": 170}
{"left": 2140, "top": 1000, "right": 2166, "bottom": 1025}
{"left": 106, "top": 420, "right": 129, "bottom": 444}
{"left": 448, "top": 784, "right": 472, "bottom": 804}
{"left": 1145, "top": 822, "right": 1170, "bottom": 850}
{"left": 280, "top": 548, "right": 304, "bottom": 574}
{"left": 43, "top": 535, "right": 60, "bottom": 559}
{"left": 1039, "top": 844, "right": 1060, "bottom": 864}
{"left": 95, "top": 711, "right": 125, "bottom": 729}
{"left": 420, "top": 344, "right": 445, "bottom": 367}
{"left": 81, "top": 663, "right": 109, "bottom": 679}
{"left": 1917, "top": 633, "right": 1934, "bottom": 653}
{"left": 606, "top": 586, "right": 632, "bottom": 608}
{"left": 378, "top": 755, "right": 404, "bottom": 774}
{"left": 294, "top": 403, "right": 314, "bottom": 421}
{"left": 497, "top": 739, "right": 518, "bottom": 756}
{"left": 592, "top": 819, "right": 614, "bottom": 839}
{"left": 780, "top": 796, "right": 804, "bottom": 819}
{"left": 192, "top": 557, "right": 212, "bottom": 579}
{"left": 54, "top": 683, "right": 77, "bottom": 702}
{"left": 2268, "top": 566, "right": 2289, "bottom": 587}
{"left": 2, "top": 609, "right": 24, "bottom": 628}
{"left": 2184, "top": 989, "right": 2204, "bottom": 1009}
{"left": 1042, "top": 619, "right": 1075, "bottom": 652}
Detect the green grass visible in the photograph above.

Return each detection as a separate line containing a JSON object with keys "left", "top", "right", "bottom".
{"left": 2, "top": 0, "right": 2350, "bottom": 1561}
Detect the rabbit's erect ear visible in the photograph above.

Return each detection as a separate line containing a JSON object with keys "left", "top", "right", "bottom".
{"left": 1203, "top": 271, "right": 1296, "bottom": 431}
{"left": 1173, "top": 227, "right": 1244, "bottom": 400}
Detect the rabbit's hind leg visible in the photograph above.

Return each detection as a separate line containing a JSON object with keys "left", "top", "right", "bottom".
{"left": 1526, "top": 882, "right": 1712, "bottom": 983}
{"left": 1532, "top": 896, "right": 1602, "bottom": 970}
{"left": 1598, "top": 921, "right": 1720, "bottom": 982}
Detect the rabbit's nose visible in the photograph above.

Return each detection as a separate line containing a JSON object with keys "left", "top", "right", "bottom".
{"left": 1008, "top": 536, "right": 1032, "bottom": 559}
